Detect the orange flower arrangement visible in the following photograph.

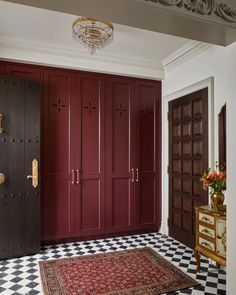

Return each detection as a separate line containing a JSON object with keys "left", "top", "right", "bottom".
{"left": 200, "top": 164, "right": 226, "bottom": 194}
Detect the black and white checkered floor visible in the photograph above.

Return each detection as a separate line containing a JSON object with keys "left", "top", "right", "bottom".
{"left": 0, "top": 232, "right": 226, "bottom": 295}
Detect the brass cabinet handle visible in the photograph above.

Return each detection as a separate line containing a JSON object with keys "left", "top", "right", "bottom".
{"left": 0, "top": 114, "right": 4, "bottom": 134}
{"left": 136, "top": 168, "right": 139, "bottom": 183}
{"left": 27, "top": 159, "right": 38, "bottom": 188}
{"left": 71, "top": 169, "right": 75, "bottom": 184}
{"left": 131, "top": 168, "right": 135, "bottom": 182}
{"left": 76, "top": 170, "right": 80, "bottom": 184}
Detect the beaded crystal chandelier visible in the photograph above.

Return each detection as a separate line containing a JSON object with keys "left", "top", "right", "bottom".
{"left": 72, "top": 17, "right": 114, "bottom": 54}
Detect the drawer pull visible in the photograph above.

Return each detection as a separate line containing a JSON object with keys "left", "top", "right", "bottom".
{"left": 201, "top": 228, "right": 213, "bottom": 237}
{"left": 201, "top": 241, "right": 213, "bottom": 250}
{"left": 201, "top": 216, "right": 213, "bottom": 224}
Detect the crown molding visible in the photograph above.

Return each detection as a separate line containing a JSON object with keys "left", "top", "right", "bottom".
{"left": 0, "top": 37, "right": 164, "bottom": 80}
{"left": 0, "top": 37, "right": 214, "bottom": 79}
{"left": 163, "top": 40, "right": 213, "bottom": 72}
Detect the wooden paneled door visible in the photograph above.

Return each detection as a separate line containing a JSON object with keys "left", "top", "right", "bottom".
{"left": 135, "top": 81, "right": 161, "bottom": 230}
{"left": 168, "top": 88, "right": 208, "bottom": 248}
{"left": 0, "top": 75, "right": 41, "bottom": 259}
{"left": 106, "top": 77, "right": 136, "bottom": 232}
{"left": 75, "top": 73, "right": 105, "bottom": 236}
{"left": 106, "top": 78, "right": 161, "bottom": 233}
{"left": 42, "top": 69, "right": 77, "bottom": 241}
{"left": 42, "top": 70, "right": 105, "bottom": 241}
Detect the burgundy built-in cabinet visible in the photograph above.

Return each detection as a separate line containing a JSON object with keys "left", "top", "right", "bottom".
{"left": 0, "top": 61, "right": 161, "bottom": 244}
{"left": 106, "top": 78, "right": 161, "bottom": 233}
{"left": 42, "top": 69, "right": 106, "bottom": 241}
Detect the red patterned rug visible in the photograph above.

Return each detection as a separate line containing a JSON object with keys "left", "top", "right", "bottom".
{"left": 39, "top": 247, "right": 199, "bottom": 295}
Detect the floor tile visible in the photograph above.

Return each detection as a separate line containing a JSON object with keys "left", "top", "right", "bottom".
{"left": 0, "top": 232, "right": 226, "bottom": 294}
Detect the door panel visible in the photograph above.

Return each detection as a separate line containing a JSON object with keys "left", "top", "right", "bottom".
{"left": 76, "top": 74, "right": 105, "bottom": 235}
{"left": 81, "top": 79, "right": 101, "bottom": 173}
{"left": 139, "top": 178, "right": 155, "bottom": 224}
{"left": 42, "top": 69, "right": 76, "bottom": 240}
{"left": 169, "top": 88, "right": 208, "bottom": 248}
{"left": 135, "top": 81, "right": 160, "bottom": 229}
{"left": 48, "top": 181, "right": 71, "bottom": 235}
{"left": 81, "top": 180, "right": 101, "bottom": 231}
{"left": 0, "top": 76, "right": 41, "bottom": 259}
{"left": 112, "top": 179, "right": 131, "bottom": 227}
{"left": 106, "top": 78, "right": 135, "bottom": 232}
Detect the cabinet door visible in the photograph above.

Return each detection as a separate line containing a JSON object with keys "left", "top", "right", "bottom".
{"left": 106, "top": 78, "right": 135, "bottom": 233}
{"left": 42, "top": 69, "right": 77, "bottom": 241}
{"left": 135, "top": 80, "right": 161, "bottom": 229}
{"left": 75, "top": 73, "right": 105, "bottom": 236}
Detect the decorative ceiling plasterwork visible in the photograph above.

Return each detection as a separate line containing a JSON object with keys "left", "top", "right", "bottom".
{"left": 144, "top": 0, "right": 236, "bottom": 23}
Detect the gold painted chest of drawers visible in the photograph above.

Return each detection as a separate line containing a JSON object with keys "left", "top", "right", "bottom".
{"left": 194, "top": 205, "right": 226, "bottom": 272}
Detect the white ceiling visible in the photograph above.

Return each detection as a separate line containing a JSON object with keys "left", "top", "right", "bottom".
{"left": 0, "top": 0, "right": 190, "bottom": 62}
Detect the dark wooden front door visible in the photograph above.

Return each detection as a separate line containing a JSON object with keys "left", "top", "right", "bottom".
{"left": 169, "top": 88, "right": 208, "bottom": 248}
{"left": 0, "top": 75, "right": 41, "bottom": 259}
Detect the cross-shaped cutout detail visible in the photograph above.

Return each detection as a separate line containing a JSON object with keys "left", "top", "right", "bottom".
{"left": 115, "top": 104, "right": 127, "bottom": 116}
{"left": 84, "top": 102, "right": 97, "bottom": 114}
{"left": 52, "top": 99, "right": 66, "bottom": 112}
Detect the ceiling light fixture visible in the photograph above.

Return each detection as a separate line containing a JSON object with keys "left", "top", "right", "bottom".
{"left": 72, "top": 17, "right": 114, "bottom": 54}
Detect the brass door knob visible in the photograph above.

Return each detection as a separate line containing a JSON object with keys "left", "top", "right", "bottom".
{"left": 0, "top": 173, "right": 6, "bottom": 185}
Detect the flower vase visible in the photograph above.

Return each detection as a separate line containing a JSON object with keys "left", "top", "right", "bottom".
{"left": 211, "top": 192, "right": 225, "bottom": 209}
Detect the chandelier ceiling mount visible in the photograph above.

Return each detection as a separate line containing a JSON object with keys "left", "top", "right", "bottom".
{"left": 72, "top": 17, "right": 114, "bottom": 54}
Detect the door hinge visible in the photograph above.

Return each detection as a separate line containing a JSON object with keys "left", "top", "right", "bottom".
{"left": 167, "top": 112, "right": 170, "bottom": 121}
{"left": 167, "top": 218, "right": 170, "bottom": 226}
{"left": 167, "top": 165, "right": 170, "bottom": 174}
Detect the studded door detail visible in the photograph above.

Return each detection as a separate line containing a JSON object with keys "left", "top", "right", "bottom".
{"left": 0, "top": 76, "right": 41, "bottom": 259}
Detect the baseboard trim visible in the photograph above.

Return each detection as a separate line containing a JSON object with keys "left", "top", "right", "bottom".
{"left": 41, "top": 228, "right": 161, "bottom": 246}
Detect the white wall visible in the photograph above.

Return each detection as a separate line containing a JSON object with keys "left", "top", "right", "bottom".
{"left": 162, "top": 43, "right": 236, "bottom": 294}
{"left": 225, "top": 42, "right": 236, "bottom": 295}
